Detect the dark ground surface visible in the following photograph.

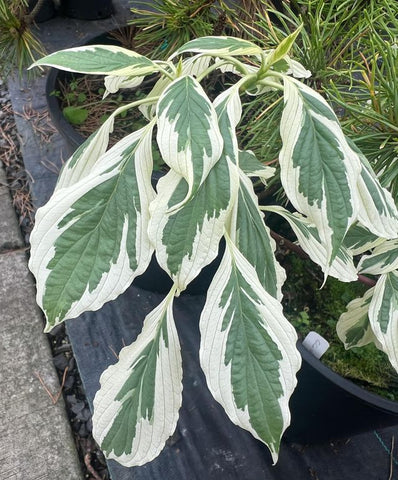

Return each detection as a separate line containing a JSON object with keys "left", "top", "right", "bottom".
{"left": 4, "top": 1, "right": 398, "bottom": 478}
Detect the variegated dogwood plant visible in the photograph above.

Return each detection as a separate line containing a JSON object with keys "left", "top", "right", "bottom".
{"left": 29, "top": 32, "right": 398, "bottom": 467}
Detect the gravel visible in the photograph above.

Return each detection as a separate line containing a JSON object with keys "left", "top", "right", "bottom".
{"left": 0, "top": 76, "right": 110, "bottom": 480}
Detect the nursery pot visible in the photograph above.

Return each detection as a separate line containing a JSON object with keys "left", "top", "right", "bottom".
{"left": 286, "top": 342, "right": 398, "bottom": 444}
{"left": 61, "top": 0, "right": 114, "bottom": 20}
{"left": 46, "top": 28, "right": 136, "bottom": 152}
{"left": 28, "top": 0, "right": 56, "bottom": 22}
{"left": 46, "top": 67, "right": 86, "bottom": 152}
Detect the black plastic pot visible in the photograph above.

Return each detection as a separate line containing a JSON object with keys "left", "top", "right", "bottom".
{"left": 61, "top": 0, "right": 114, "bottom": 20}
{"left": 134, "top": 238, "right": 225, "bottom": 295}
{"left": 287, "top": 343, "right": 398, "bottom": 444}
{"left": 46, "top": 68, "right": 86, "bottom": 151}
{"left": 46, "top": 29, "right": 133, "bottom": 151}
{"left": 28, "top": 0, "right": 56, "bottom": 22}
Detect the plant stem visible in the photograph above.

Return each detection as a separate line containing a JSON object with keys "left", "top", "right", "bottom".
{"left": 269, "top": 230, "right": 377, "bottom": 287}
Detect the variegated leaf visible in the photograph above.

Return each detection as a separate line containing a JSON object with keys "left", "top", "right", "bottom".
{"left": 263, "top": 205, "right": 357, "bottom": 282}
{"left": 228, "top": 172, "right": 285, "bottom": 299}
{"left": 32, "top": 45, "right": 159, "bottom": 77}
{"left": 349, "top": 138, "right": 398, "bottom": 238}
{"left": 56, "top": 116, "right": 115, "bottom": 190}
{"left": 156, "top": 75, "right": 223, "bottom": 205}
{"left": 181, "top": 53, "right": 212, "bottom": 77}
{"left": 279, "top": 78, "right": 361, "bottom": 266}
{"left": 358, "top": 239, "right": 398, "bottom": 275}
{"left": 139, "top": 55, "right": 211, "bottom": 120}
{"left": 139, "top": 56, "right": 212, "bottom": 121}
{"left": 213, "top": 85, "right": 282, "bottom": 298}
{"left": 199, "top": 240, "right": 301, "bottom": 463}
{"left": 263, "top": 27, "right": 302, "bottom": 70}
{"left": 148, "top": 82, "right": 242, "bottom": 291}
{"left": 148, "top": 160, "right": 238, "bottom": 292}
{"left": 29, "top": 127, "right": 155, "bottom": 331}
{"left": 169, "top": 36, "right": 262, "bottom": 60}
{"left": 343, "top": 224, "right": 384, "bottom": 255}
{"left": 285, "top": 58, "right": 311, "bottom": 79}
{"left": 104, "top": 75, "right": 144, "bottom": 96}
{"left": 93, "top": 292, "right": 182, "bottom": 466}
{"left": 368, "top": 271, "right": 398, "bottom": 371}
{"left": 336, "top": 287, "right": 377, "bottom": 349}
{"left": 238, "top": 149, "right": 276, "bottom": 182}
{"left": 139, "top": 76, "right": 171, "bottom": 121}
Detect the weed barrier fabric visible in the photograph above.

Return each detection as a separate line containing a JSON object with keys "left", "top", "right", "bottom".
{"left": 65, "top": 288, "right": 398, "bottom": 480}
{"left": 6, "top": 3, "right": 398, "bottom": 477}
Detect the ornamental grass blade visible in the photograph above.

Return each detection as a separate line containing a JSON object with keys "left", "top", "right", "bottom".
{"left": 279, "top": 78, "right": 361, "bottom": 267}
{"left": 156, "top": 75, "right": 223, "bottom": 206}
{"left": 358, "top": 239, "right": 398, "bottom": 275}
{"left": 368, "top": 272, "right": 398, "bottom": 372}
{"left": 29, "top": 127, "right": 155, "bottom": 331}
{"left": 264, "top": 205, "right": 357, "bottom": 282}
{"left": 31, "top": 45, "right": 159, "bottom": 77}
{"left": 93, "top": 292, "right": 182, "bottom": 466}
{"left": 336, "top": 288, "right": 377, "bottom": 349}
{"left": 169, "top": 36, "right": 262, "bottom": 60}
{"left": 199, "top": 240, "right": 301, "bottom": 464}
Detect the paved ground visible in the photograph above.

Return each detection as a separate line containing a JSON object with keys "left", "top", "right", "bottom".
{"left": 0, "top": 3, "right": 132, "bottom": 478}
{"left": 0, "top": 165, "right": 83, "bottom": 479}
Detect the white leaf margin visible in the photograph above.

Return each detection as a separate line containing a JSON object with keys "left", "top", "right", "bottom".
{"left": 29, "top": 127, "right": 155, "bottom": 328}
{"left": 358, "top": 239, "right": 398, "bottom": 275}
{"left": 263, "top": 205, "right": 358, "bottom": 282}
{"left": 368, "top": 271, "right": 398, "bottom": 372}
{"left": 199, "top": 238, "right": 301, "bottom": 463}
{"left": 93, "top": 291, "right": 182, "bottom": 466}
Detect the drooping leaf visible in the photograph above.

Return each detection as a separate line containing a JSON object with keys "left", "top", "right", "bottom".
{"left": 93, "top": 292, "right": 182, "bottom": 466}
{"left": 368, "top": 271, "right": 398, "bottom": 371}
{"left": 31, "top": 45, "right": 159, "bottom": 77}
{"left": 199, "top": 240, "right": 301, "bottom": 464}
{"left": 229, "top": 172, "right": 285, "bottom": 299}
{"left": 263, "top": 205, "right": 357, "bottom": 282}
{"left": 104, "top": 75, "right": 145, "bottom": 96}
{"left": 336, "top": 288, "right": 377, "bottom": 349}
{"left": 214, "top": 85, "right": 284, "bottom": 298}
{"left": 358, "top": 239, "right": 398, "bottom": 275}
{"left": 238, "top": 149, "right": 276, "bottom": 181}
{"left": 29, "top": 127, "right": 155, "bottom": 330}
{"left": 169, "top": 36, "right": 262, "bottom": 60}
{"left": 148, "top": 159, "right": 238, "bottom": 292}
{"left": 349, "top": 138, "right": 398, "bottom": 239}
{"left": 149, "top": 82, "right": 242, "bottom": 291}
{"left": 279, "top": 78, "right": 361, "bottom": 266}
{"left": 55, "top": 115, "right": 116, "bottom": 190}
{"left": 156, "top": 75, "right": 223, "bottom": 205}
{"left": 343, "top": 224, "right": 384, "bottom": 255}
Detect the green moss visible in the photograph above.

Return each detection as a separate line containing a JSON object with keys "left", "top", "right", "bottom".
{"left": 282, "top": 253, "right": 398, "bottom": 400}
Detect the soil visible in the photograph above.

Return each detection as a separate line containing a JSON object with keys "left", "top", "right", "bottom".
{"left": 0, "top": 77, "right": 110, "bottom": 480}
